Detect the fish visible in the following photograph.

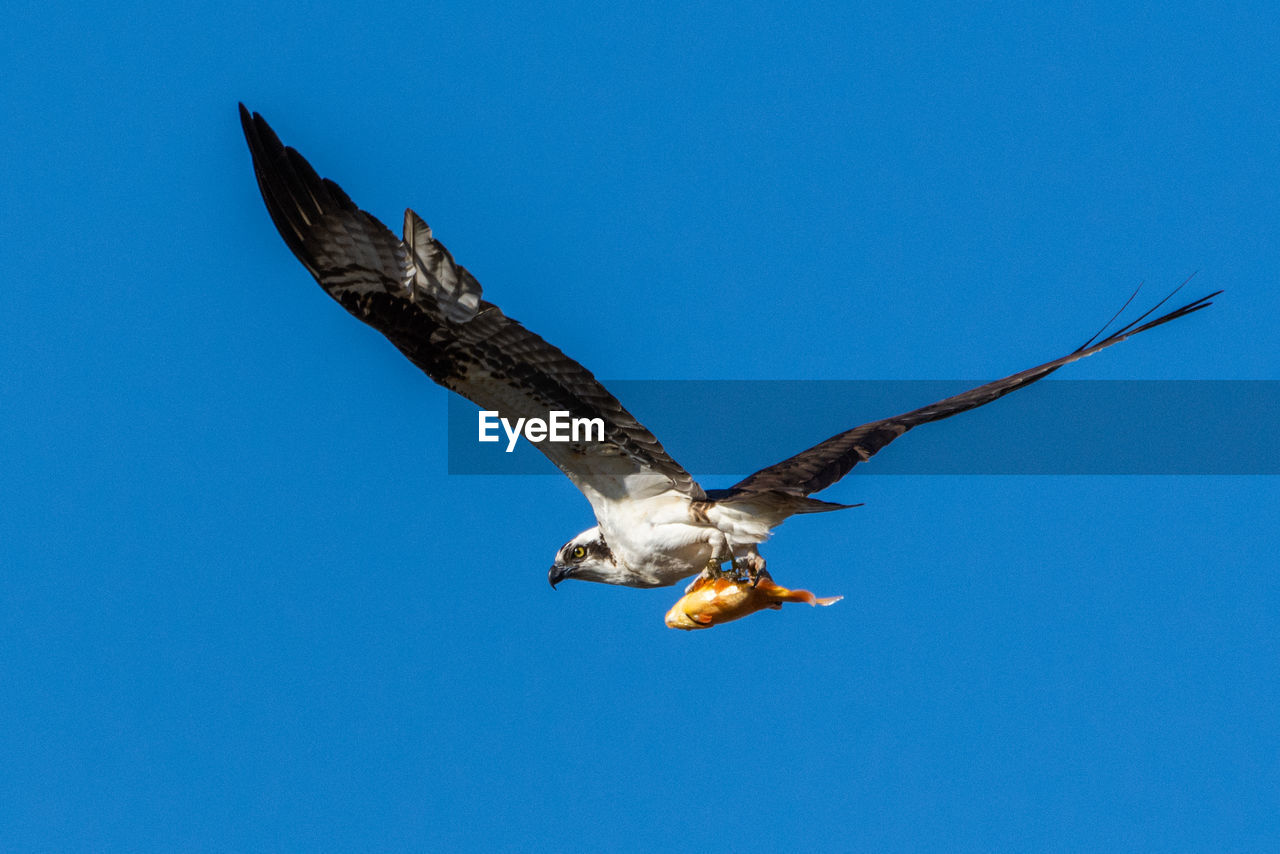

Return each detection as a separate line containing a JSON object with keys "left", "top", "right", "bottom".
{"left": 664, "top": 572, "right": 842, "bottom": 630}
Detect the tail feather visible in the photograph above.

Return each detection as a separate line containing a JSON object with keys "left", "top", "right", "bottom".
{"left": 706, "top": 488, "right": 863, "bottom": 522}
{"left": 788, "top": 496, "right": 862, "bottom": 514}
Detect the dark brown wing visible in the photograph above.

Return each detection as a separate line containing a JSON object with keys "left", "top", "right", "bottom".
{"left": 726, "top": 288, "right": 1219, "bottom": 498}
{"left": 239, "top": 105, "right": 704, "bottom": 508}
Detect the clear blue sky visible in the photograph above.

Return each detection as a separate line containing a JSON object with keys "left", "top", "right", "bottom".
{"left": 3, "top": 1, "right": 1277, "bottom": 851}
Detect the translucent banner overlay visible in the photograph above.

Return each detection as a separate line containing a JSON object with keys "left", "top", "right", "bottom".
{"left": 447, "top": 381, "right": 1279, "bottom": 475}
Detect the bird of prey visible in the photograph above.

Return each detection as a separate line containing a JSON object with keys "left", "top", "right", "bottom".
{"left": 239, "top": 105, "right": 1218, "bottom": 592}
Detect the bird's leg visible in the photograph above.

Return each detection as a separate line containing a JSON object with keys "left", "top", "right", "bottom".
{"left": 703, "top": 531, "right": 733, "bottom": 578}
{"left": 733, "top": 549, "right": 768, "bottom": 586}
{"left": 683, "top": 531, "right": 736, "bottom": 593}
{"left": 706, "top": 535, "right": 737, "bottom": 581}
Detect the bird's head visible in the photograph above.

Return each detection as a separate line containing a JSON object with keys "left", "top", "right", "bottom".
{"left": 549, "top": 527, "right": 618, "bottom": 587}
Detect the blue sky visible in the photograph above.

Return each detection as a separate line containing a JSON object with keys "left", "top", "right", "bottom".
{"left": 3, "top": 1, "right": 1278, "bottom": 850}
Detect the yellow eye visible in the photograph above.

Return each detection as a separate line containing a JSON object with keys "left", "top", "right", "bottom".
{"left": 571, "top": 546, "right": 587, "bottom": 560}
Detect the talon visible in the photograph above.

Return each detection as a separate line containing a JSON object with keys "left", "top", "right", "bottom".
{"left": 735, "top": 554, "right": 767, "bottom": 586}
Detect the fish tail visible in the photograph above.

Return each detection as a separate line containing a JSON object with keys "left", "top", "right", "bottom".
{"left": 760, "top": 579, "right": 843, "bottom": 607}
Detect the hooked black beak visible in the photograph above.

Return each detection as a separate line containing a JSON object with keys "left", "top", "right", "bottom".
{"left": 548, "top": 564, "right": 569, "bottom": 589}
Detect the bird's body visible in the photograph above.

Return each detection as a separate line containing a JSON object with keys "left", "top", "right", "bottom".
{"left": 554, "top": 494, "right": 792, "bottom": 588}
{"left": 239, "top": 104, "right": 1218, "bottom": 595}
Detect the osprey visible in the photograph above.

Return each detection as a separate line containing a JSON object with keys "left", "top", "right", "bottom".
{"left": 239, "top": 105, "right": 1218, "bottom": 591}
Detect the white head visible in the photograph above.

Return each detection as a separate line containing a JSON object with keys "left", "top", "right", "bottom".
{"left": 547, "top": 527, "right": 621, "bottom": 587}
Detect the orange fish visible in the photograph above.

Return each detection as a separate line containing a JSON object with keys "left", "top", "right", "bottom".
{"left": 664, "top": 573, "right": 842, "bottom": 630}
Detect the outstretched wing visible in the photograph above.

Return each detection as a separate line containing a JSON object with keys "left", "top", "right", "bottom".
{"left": 239, "top": 105, "right": 704, "bottom": 513}
{"left": 725, "top": 287, "right": 1220, "bottom": 498}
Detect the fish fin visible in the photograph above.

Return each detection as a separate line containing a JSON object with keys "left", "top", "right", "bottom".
{"left": 753, "top": 578, "right": 788, "bottom": 596}
{"left": 812, "top": 595, "right": 843, "bottom": 607}
{"left": 693, "top": 613, "right": 714, "bottom": 625}
{"left": 685, "top": 575, "right": 715, "bottom": 594}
